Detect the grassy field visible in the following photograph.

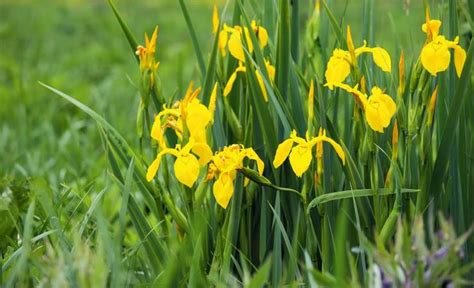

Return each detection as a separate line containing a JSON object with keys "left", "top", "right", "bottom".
{"left": 1, "top": 0, "right": 473, "bottom": 286}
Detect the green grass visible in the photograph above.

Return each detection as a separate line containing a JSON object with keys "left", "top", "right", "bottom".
{"left": 1, "top": 0, "right": 473, "bottom": 286}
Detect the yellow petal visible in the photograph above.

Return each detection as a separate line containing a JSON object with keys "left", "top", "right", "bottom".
{"left": 213, "top": 172, "right": 235, "bottom": 209}
{"left": 257, "top": 26, "right": 269, "bottom": 48}
{"left": 243, "top": 27, "right": 254, "bottom": 53}
{"left": 208, "top": 83, "right": 218, "bottom": 123}
{"left": 243, "top": 148, "right": 265, "bottom": 175}
{"left": 186, "top": 101, "right": 212, "bottom": 142}
{"left": 420, "top": 41, "right": 450, "bottom": 76}
{"left": 218, "top": 30, "right": 228, "bottom": 56}
{"left": 255, "top": 70, "right": 269, "bottom": 102}
{"left": 422, "top": 20, "right": 442, "bottom": 39}
{"left": 212, "top": 5, "right": 219, "bottom": 34}
{"left": 150, "top": 116, "right": 162, "bottom": 142}
{"left": 346, "top": 25, "right": 356, "bottom": 63}
{"left": 289, "top": 144, "right": 313, "bottom": 177}
{"left": 325, "top": 51, "right": 351, "bottom": 89}
{"left": 365, "top": 91, "right": 396, "bottom": 133}
{"left": 265, "top": 60, "right": 276, "bottom": 81}
{"left": 192, "top": 143, "right": 213, "bottom": 166}
{"left": 308, "top": 80, "right": 314, "bottom": 122}
{"left": 273, "top": 138, "right": 294, "bottom": 168}
{"left": 318, "top": 135, "right": 345, "bottom": 165}
{"left": 371, "top": 47, "right": 391, "bottom": 72}
{"left": 146, "top": 157, "right": 161, "bottom": 182}
{"left": 174, "top": 154, "right": 200, "bottom": 188}
{"left": 453, "top": 45, "right": 466, "bottom": 77}
{"left": 228, "top": 31, "right": 245, "bottom": 62}
{"left": 224, "top": 70, "right": 239, "bottom": 96}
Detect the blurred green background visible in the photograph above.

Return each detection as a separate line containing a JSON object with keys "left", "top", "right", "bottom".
{"left": 0, "top": 0, "right": 425, "bottom": 186}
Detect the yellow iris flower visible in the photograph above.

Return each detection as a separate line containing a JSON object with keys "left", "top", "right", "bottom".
{"left": 223, "top": 59, "right": 275, "bottom": 102}
{"left": 150, "top": 82, "right": 216, "bottom": 147}
{"left": 273, "top": 129, "right": 345, "bottom": 177}
{"left": 325, "top": 26, "right": 391, "bottom": 89}
{"left": 146, "top": 140, "right": 213, "bottom": 188}
{"left": 335, "top": 83, "right": 396, "bottom": 133}
{"left": 420, "top": 36, "right": 466, "bottom": 77}
{"left": 208, "top": 145, "right": 264, "bottom": 209}
{"left": 420, "top": 11, "right": 466, "bottom": 77}
{"left": 222, "top": 21, "right": 269, "bottom": 62}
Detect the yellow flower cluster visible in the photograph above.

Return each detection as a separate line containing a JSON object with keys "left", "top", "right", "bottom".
{"left": 324, "top": 26, "right": 395, "bottom": 133}
{"left": 146, "top": 81, "right": 264, "bottom": 209}
{"left": 149, "top": 82, "right": 216, "bottom": 148}
{"left": 325, "top": 26, "right": 391, "bottom": 90}
{"left": 143, "top": 8, "right": 467, "bottom": 210}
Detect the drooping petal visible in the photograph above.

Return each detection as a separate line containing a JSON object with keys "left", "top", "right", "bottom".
{"left": 321, "top": 137, "right": 345, "bottom": 164}
{"left": 371, "top": 47, "right": 392, "bottom": 72}
{"left": 420, "top": 40, "right": 450, "bottom": 76}
{"left": 273, "top": 138, "right": 294, "bottom": 168}
{"left": 213, "top": 172, "right": 235, "bottom": 209}
{"left": 289, "top": 144, "right": 313, "bottom": 177}
{"left": 146, "top": 157, "right": 161, "bottom": 182}
{"left": 224, "top": 70, "right": 239, "bottom": 97}
{"left": 243, "top": 148, "right": 265, "bottom": 175}
{"left": 192, "top": 143, "right": 213, "bottom": 166}
{"left": 174, "top": 154, "right": 200, "bottom": 188}
{"left": 453, "top": 45, "right": 466, "bottom": 77}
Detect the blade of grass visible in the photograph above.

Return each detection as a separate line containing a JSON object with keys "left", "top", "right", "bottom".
{"left": 107, "top": 0, "right": 139, "bottom": 62}
{"left": 178, "top": 0, "right": 206, "bottom": 78}
{"left": 307, "top": 188, "right": 419, "bottom": 211}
